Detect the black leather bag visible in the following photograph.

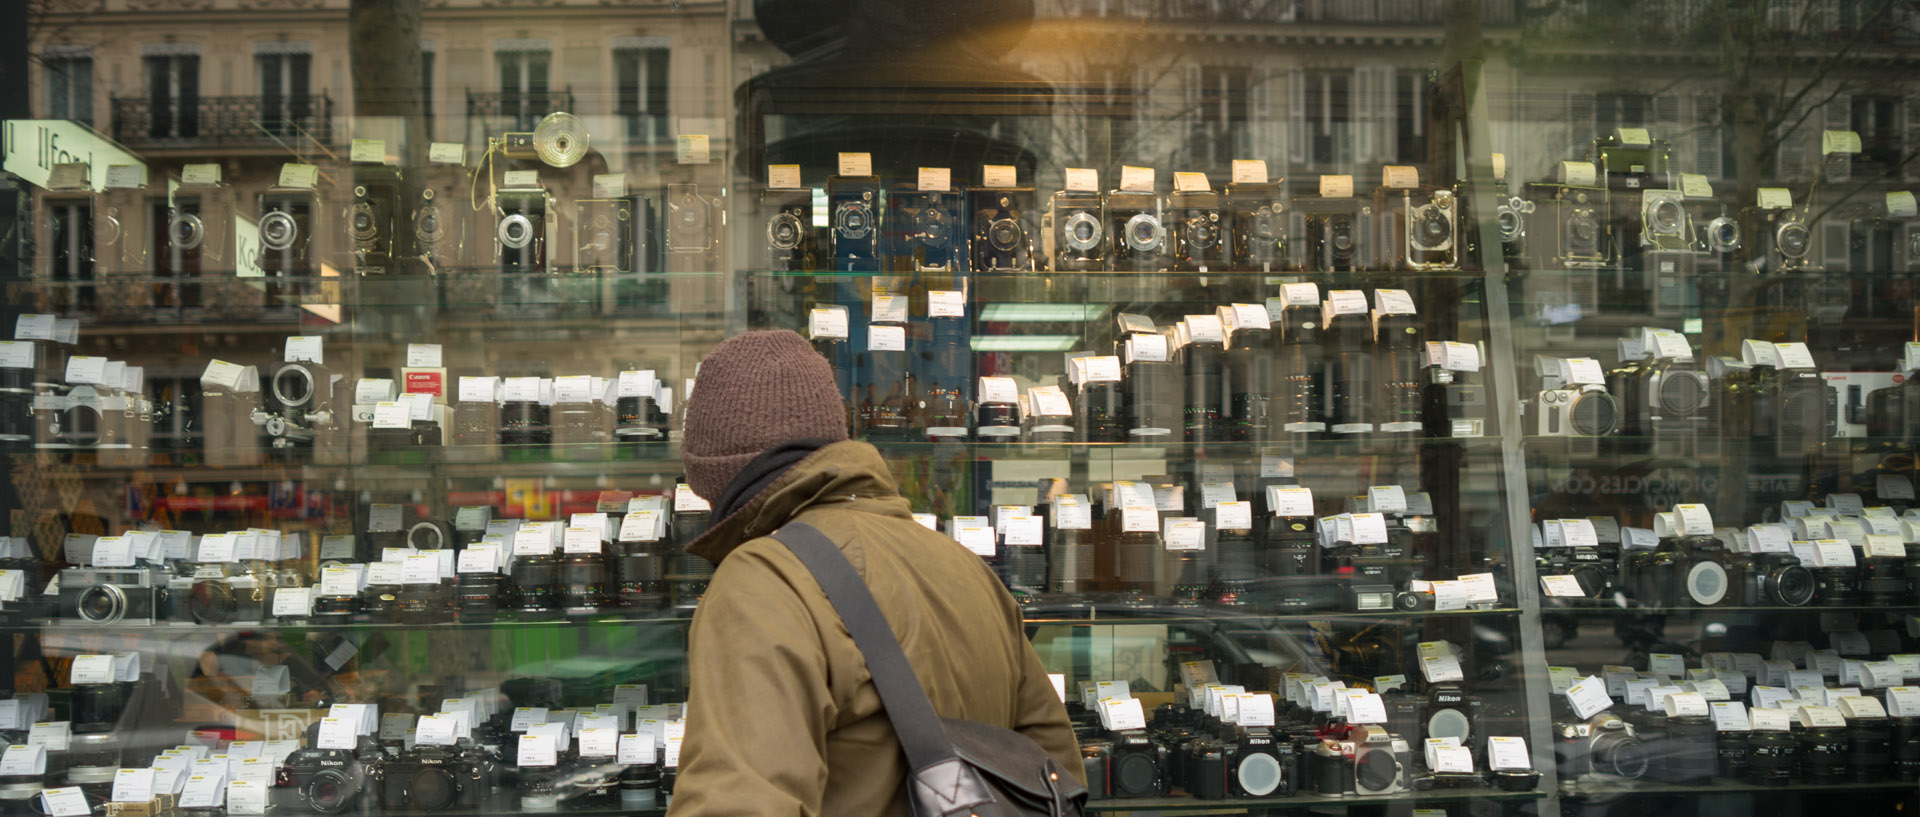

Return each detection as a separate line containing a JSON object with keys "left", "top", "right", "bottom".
{"left": 771, "top": 522, "right": 1088, "bottom": 817}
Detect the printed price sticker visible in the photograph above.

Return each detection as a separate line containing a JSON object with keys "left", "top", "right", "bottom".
{"left": 1173, "top": 171, "right": 1210, "bottom": 192}
{"left": 1565, "top": 677, "right": 1613, "bottom": 720}
{"left": 675, "top": 134, "right": 709, "bottom": 164}
{"left": 1064, "top": 168, "right": 1099, "bottom": 192}
{"left": 809, "top": 307, "right": 849, "bottom": 339}
{"left": 277, "top": 163, "right": 318, "bottom": 188}
{"left": 1560, "top": 161, "right": 1596, "bottom": 186}
{"left": 428, "top": 143, "right": 466, "bottom": 164}
{"left": 1382, "top": 165, "right": 1419, "bottom": 188}
{"left": 350, "top": 139, "right": 386, "bottom": 163}
{"left": 917, "top": 167, "right": 951, "bottom": 192}
{"left": 1318, "top": 175, "right": 1353, "bottom": 197}
{"left": 1488, "top": 736, "right": 1531, "bottom": 770}
{"left": 1119, "top": 166, "right": 1154, "bottom": 192}
{"left": 838, "top": 153, "right": 872, "bottom": 177}
{"left": 1680, "top": 174, "right": 1713, "bottom": 199}
{"left": 41, "top": 788, "right": 90, "bottom": 817}
{"left": 1231, "top": 159, "right": 1268, "bottom": 184}
{"left": 1758, "top": 187, "right": 1793, "bottom": 209}
{"left": 981, "top": 165, "right": 1017, "bottom": 187}
{"left": 1822, "top": 130, "right": 1862, "bottom": 155}
{"left": 1163, "top": 518, "right": 1206, "bottom": 551}
{"left": 1266, "top": 486, "right": 1315, "bottom": 518}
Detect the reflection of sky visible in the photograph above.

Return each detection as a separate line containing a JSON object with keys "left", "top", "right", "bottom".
{"left": 1541, "top": 303, "right": 1584, "bottom": 326}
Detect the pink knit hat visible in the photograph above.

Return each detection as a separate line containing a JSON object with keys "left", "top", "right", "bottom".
{"left": 681, "top": 329, "right": 849, "bottom": 501}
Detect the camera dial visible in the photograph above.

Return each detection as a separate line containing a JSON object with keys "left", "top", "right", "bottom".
{"left": 1124, "top": 213, "right": 1164, "bottom": 252}
{"left": 834, "top": 200, "right": 873, "bottom": 239}
{"left": 1184, "top": 213, "right": 1220, "bottom": 249}
{"left": 1062, "top": 211, "right": 1103, "bottom": 252}
{"left": 498, "top": 214, "right": 535, "bottom": 250}
{"left": 261, "top": 211, "right": 300, "bottom": 251}
{"left": 170, "top": 212, "right": 206, "bottom": 250}
{"left": 1776, "top": 219, "right": 1811, "bottom": 258}
{"left": 1706, "top": 216, "right": 1740, "bottom": 253}
{"left": 768, "top": 212, "right": 805, "bottom": 250}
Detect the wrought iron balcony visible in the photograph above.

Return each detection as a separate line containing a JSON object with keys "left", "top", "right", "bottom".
{"left": 1038, "top": 0, "right": 1517, "bottom": 25}
{"left": 110, "top": 94, "right": 335, "bottom": 149}
{"left": 466, "top": 89, "right": 578, "bottom": 136}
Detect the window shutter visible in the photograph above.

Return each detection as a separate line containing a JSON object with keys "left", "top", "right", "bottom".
{"left": 1904, "top": 93, "right": 1920, "bottom": 181}
{"left": 1354, "top": 66, "right": 1374, "bottom": 163}
{"left": 1287, "top": 67, "right": 1305, "bottom": 165}
{"left": 1823, "top": 92, "right": 1852, "bottom": 181}
{"left": 1777, "top": 102, "right": 1812, "bottom": 183}
{"left": 1567, "top": 91, "right": 1596, "bottom": 158}
{"left": 1691, "top": 93, "right": 1724, "bottom": 180}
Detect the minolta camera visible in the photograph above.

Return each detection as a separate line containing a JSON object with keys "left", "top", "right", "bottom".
{"left": 1640, "top": 190, "right": 1691, "bottom": 252}
{"left": 258, "top": 187, "right": 323, "bottom": 277}
{"left": 665, "top": 183, "right": 719, "bottom": 272}
{"left": 493, "top": 186, "right": 552, "bottom": 275}
{"left": 1555, "top": 712, "right": 1648, "bottom": 782}
{"left": 761, "top": 187, "right": 817, "bottom": 272}
{"left": 574, "top": 196, "right": 635, "bottom": 273}
{"left": 1336, "top": 726, "right": 1410, "bottom": 795}
{"left": 827, "top": 175, "right": 881, "bottom": 272}
{"left": 1106, "top": 190, "right": 1165, "bottom": 272}
{"left": 1048, "top": 190, "right": 1106, "bottom": 271}
{"left": 1397, "top": 188, "right": 1460, "bottom": 271}
{"left": 55, "top": 567, "right": 162, "bottom": 625}
{"left": 376, "top": 742, "right": 491, "bottom": 810}
{"left": 1296, "top": 194, "right": 1371, "bottom": 273}
{"left": 346, "top": 166, "right": 403, "bottom": 274}
{"left": 253, "top": 362, "right": 339, "bottom": 448}
{"left": 890, "top": 188, "right": 964, "bottom": 272}
{"left": 1224, "top": 182, "right": 1286, "bottom": 271}
{"left": 1168, "top": 188, "right": 1225, "bottom": 272}
{"left": 969, "top": 187, "right": 1035, "bottom": 272}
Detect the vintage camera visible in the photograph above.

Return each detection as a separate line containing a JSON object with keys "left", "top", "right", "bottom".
{"left": 493, "top": 186, "right": 552, "bottom": 275}
{"left": 1225, "top": 181, "right": 1286, "bottom": 271}
{"left": 1168, "top": 188, "right": 1226, "bottom": 272}
{"left": 761, "top": 187, "right": 817, "bottom": 272}
{"left": 254, "top": 362, "right": 338, "bottom": 449}
{"left": 258, "top": 186, "right": 323, "bottom": 278}
{"left": 970, "top": 186, "right": 1035, "bottom": 272}
{"left": 1523, "top": 181, "right": 1609, "bottom": 269}
{"left": 34, "top": 384, "right": 136, "bottom": 451}
{"left": 665, "top": 183, "right": 719, "bottom": 273}
{"left": 55, "top": 567, "right": 161, "bottom": 625}
{"left": 346, "top": 165, "right": 403, "bottom": 274}
{"left": 574, "top": 196, "right": 634, "bottom": 273}
{"left": 1395, "top": 187, "right": 1461, "bottom": 271}
{"left": 157, "top": 179, "right": 236, "bottom": 306}
{"left": 36, "top": 181, "right": 97, "bottom": 310}
{"left": 1556, "top": 712, "right": 1648, "bottom": 782}
{"left": 1640, "top": 189, "right": 1692, "bottom": 252}
{"left": 827, "top": 175, "right": 882, "bottom": 272}
{"left": 1747, "top": 206, "right": 1816, "bottom": 273}
{"left": 1048, "top": 190, "right": 1106, "bottom": 271}
{"left": 1296, "top": 194, "right": 1370, "bottom": 273}
{"left": 410, "top": 165, "right": 468, "bottom": 275}
{"left": 378, "top": 742, "right": 490, "bottom": 810}
{"left": 890, "top": 188, "right": 964, "bottom": 272}
{"left": 1496, "top": 190, "right": 1535, "bottom": 264}
{"left": 1106, "top": 190, "right": 1165, "bottom": 272}
{"left": 186, "top": 562, "right": 266, "bottom": 625}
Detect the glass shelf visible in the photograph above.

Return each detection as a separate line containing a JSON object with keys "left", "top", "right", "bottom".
{"left": 1084, "top": 786, "right": 1546, "bottom": 813}
{"left": 1557, "top": 776, "right": 1919, "bottom": 800}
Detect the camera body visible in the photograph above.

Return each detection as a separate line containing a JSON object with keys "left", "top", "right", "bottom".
{"left": 255, "top": 362, "right": 339, "bottom": 449}
{"left": 55, "top": 567, "right": 161, "bottom": 625}
{"left": 1168, "top": 189, "right": 1226, "bottom": 272}
{"left": 827, "top": 176, "right": 882, "bottom": 272}
{"left": 157, "top": 181, "right": 236, "bottom": 304}
{"left": 282, "top": 743, "right": 369, "bottom": 814}
{"left": 34, "top": 384, "right": 136, "bottom": 451}
{"left": 664, "top": 182, "right": 721, "bottom": 274}
{"left": 1107, "top": 191, "right": 1165, "bottom": 272}
{"left": 1734, "top": 551, "right": 1816, "bottom": 606}
{"left": 1423, "top": 367, "right": 1487, "bottom": 438}
{"left": 574, "top": 197, "right": 635, "bottom": 273}
{"left": 493, "top": 186, "right": 552, "bottom": 275}
{"left": 347, "top": 165, "right": 403, "bottom": 275}
{"left": 187, "top": 562, "right": 266, "bottom": 625}
{"left": 1495, "top": 190, "right": 1534, "bottom": 265}
{"left": 1394, "top": 187, "right": 1461, "bottom": 271}
{"left": 1747, "top": 207, "right": 1816, "bottom": 273}
{"left": 258, "top": 187, "right": 324, "bottom": 277}
{"left": 1678, "top": 535, "right": 1732, "bottom": 606}
{"left": 1556, "top": 712, "right": 1649, "bottom": 782}
{"left": 1345, "top": 726, "right": 1410, "bottom": 795}
{"left": 409, "top": 165, "right": 467, "bottom": 275}
{"left": 1048, "top": 190, "right": 1107, "bottom": 271}
{"left": 760, "top": 187, "right": 818, "bottom": 272}
{"left": 378, "top": 743, "right": 489, "bottom": 810}
{"left": 1524, "top": 182, "right": 1609, "bottom": 269}
{"left": 1535, "top": 385, "right": 1620, "bottom": 438}
{"left": 1295, "top": 195, "right": 1371, "bottom": 273}
{"left": 1225, "top": 182, "right": 1286, "bottom": 271}
{"left": 890, "top": 187, "right": 965, "bottom": 272}
{"left": 1640, "top": 189, "right": 1692, "bottom": 252}
{"left": 1225, "top": 727, "right": 1295, "bottom": 797}
{"left": 970, "top": 187, "right": 1035, "bottom": 273}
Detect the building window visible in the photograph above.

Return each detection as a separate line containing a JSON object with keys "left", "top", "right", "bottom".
{"left": 1189, "top": 66, "right": 1249, "bottom": 170}
{"left": 1851, "top": 94, "right": 1901, "bottom": 170}
{"left": 256, "top": 50, "right": 313, "bottom": 137}
{"left": 45, "top": 55, "right": 93, "bottom": 125}
{"left": 614, "top": 46, "right": 669, "bottom": 145}
{"left": 1393, "top": 72, "right": 1424, "bottom": 164}
{"left": 498, "top": 47, "right": 551, "bottom": 132}
{"left": 145, "top": 53, "right": 199, "bottom": 139}
{"left": 1303, "top": 70, "right": 1353, "bottom": 166}
{"left": 422, "top": 50, "right": 436, "bottom": 141}
{"left": 1594, "top": 92, "right": 1651, "bottom": 141}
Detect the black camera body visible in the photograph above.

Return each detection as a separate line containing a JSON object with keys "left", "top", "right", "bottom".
{"left": 493, "top": 187, "right": 551, "bottom": 275}
{"left": 377, "top": 743, "right": 490, "bottom": 810}
{"left": 761, "top": 187, "right": 817, "bottom": 272}
{"left": 283, "top": 743, "right": 371, "bottom": 814}
{"left": 55, "top": 567, "right": 161, "bottom": 625}
{"left": 664, "top": 183, "right": 719, "bottom": 273}
{"left": 574, "top": 197, "right": 635, "bottom": 273}
{"left": 1225, "top": 727, "right": 1295, "bottom": 797}
{"left": 1049, "top": 190, "right": 1106, "bottom": 271}
{"left": 1678, "top": 535, "right": 1733, "bottom": 607}
{"left": 889, "top": 187, "right": 965, "bottom": 272}
{"left": 1105, "top": 730, "right": 1170, "bottom": 797}
{"left": 256, "top": 361, "right": 338, "bottom": 448}
{"left": 969, "top": 187, "right": 1035, "bottom": 272}
{"left": 1107, "top": 191, "right": 1165, "bottom": 272}
{"left": 258, "top": 187, "right": 323, "bottom": 278}
{"left": 1733, "top": 551, "right": 1816, "bottom": 607}
{"left": 827, "top": 176, "right": 881, "bottom": 272}
{"left": 1746, "top": 206, "right": 1816, "bottom": 274}
{"left": 1168, "top": 189, "right": 1226, "bottom": 272}
{"left": 347, "top": 165, "right": 403, "bottom": 275}
{"left": 1225, "top": 182, "right": 1286, "bottom": 271}
{"left": 1295, "top": 194, "right": 1370, "bottom": 273}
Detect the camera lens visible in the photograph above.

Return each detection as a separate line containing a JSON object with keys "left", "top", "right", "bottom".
{"left": 414, "top": 206, "right": 444, "bottom": 245}
{"left": 350, "top": 203, "right": 379, "bottom": 243}
{"left": 768, "top": 212, "right": 804, "bottom": 251}
{"left": 1651, "top": 199, "right": 1683, "bottom": 233}
{"left": 1415, "top": 206, "right": 1451, "bottom": 248}
{"left": 1771, "top": 562, "right": 1816, "bottom": 606}
{"left": 261, "top": 211, "right": 299, "bottom": 251}
{"left": 834, "top": 201, "right": 872, "bottom": 239}
{"left": 1813, "top": 566, "right": 1861, "bottom": 606}
{"left": 511, "top": 553, "right": 558, "bottom": 613}
{"left": 97, "top": 211, "right": 123, "bottom": 246}
{"left": 1850, "top": 715, "right": 1893, "bottom": 781}
{"left": 1497, "top": 207, "right": 1520, "bottom": 241}
{"left": 1568, "top": 211, "right": 1598, "bottom": 244}
{"left": 1778, "top": 220, "right": 1811, "bottom": 258}
{"left": 170, "top": 213, "right": 205, "bottom": 250}
{"left": 1184, "top": 216, "right": 1218, "bottom": 250}
{"left": 559, "top": 552, "right": 608, "bottom": 612}
{"left": 69, "top": 682, "right": 130, "bottom": 732}
{"left": 1590, "top": 731, "right": 1649, "bottom": 779}
{"left": 273, "top": 364, "right": 315, "bottom": 410}
{"left": 988, "top": 218, "right": 1021, "bottom": 251}
{"left": 1893, "top": 716, "right": 1920, "bottom": 781}
{"left": 1062, "top": 211, "right": 1103, "bottom": 252}
{"left": 1123, "top": 213, "right": 1162, "bottom": 251}
{"left": 1748, "top": 730, "right": 1797, "bottom": 786}
{"left": 455, "top": 573, "right": 501, "bottom": 622}
{"left": 1718, "top": 730, "right": 1752, "bottom": 780}
{"left": 1328, "top": 216, "right": 1354, "bottom": 254}
{"left": 304, "top": 769, "right": 353, "bottom": 814}
{"left": 76, "top": 584, "right": 127, "bottom": 624}
{"left": 1708, "top": 217, "right": 1740, "bottom": 252}
{"left": 500, "top": 400, "right": 551, "bottom": 445}
{"left": 1662, "top": 715, "right": 1718, "bottom": 784}
{"left": 1656, "top": 373, "right": 1707, "bottom": 417}
{"left": 1800, "top": 725, "right": 1849, "bottom": 783}
{"left": 498, "top": 214, "right": 535, "bottom": 250}
{"left": 1568, "top": 391, "right": 1619, "bottom": 436}
{"left": 916, "top": 208, "right": 950, "bottom": 244}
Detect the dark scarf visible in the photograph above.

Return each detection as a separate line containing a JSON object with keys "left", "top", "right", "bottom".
{"left": 712, "top": 438, "right": 834, "bottom": 525}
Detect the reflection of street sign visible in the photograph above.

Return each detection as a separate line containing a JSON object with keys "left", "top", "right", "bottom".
{"left": 2, "top": 120, "right": 144, "bottom": 193}
{"left": 235, "top": 212, "right": 264, "bottom": 278}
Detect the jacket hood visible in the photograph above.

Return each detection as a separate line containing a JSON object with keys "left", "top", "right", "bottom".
{"left": 685, "top": 439, "right": 912, "bottom": 564}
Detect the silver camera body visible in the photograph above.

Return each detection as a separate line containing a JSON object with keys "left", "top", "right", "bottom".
{"left": 1350, "top": 726, "right": 1410, "bottom": 795}
{"left": 55, "top": 567, "right": 161, "bottom": 625}
{"left": 1398, "top": 187, "right": 1459, "bottom": 271}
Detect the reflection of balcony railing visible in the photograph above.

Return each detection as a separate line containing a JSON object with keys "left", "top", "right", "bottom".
{"left": 1037, "top": 0, "right": 1517, "bottom": 25}
{"left": 466, "top": 89, "right": 577, "bottom": 135}
{"left": 110, "top": 94, "right": 335, "bottom": 149}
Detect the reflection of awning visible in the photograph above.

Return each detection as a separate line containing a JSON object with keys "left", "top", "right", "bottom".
{"left": 3, "top": 119, "right": 146, "bottom": 193}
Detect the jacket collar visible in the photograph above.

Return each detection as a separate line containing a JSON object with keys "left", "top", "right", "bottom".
{"left": 685, "top": 440, "right": 910, "bottom": 565}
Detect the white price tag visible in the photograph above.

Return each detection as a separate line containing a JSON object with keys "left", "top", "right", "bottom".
{"left": 1566, "top": 677, "right": 1613, "bottom": 720}
{"left": 41, "top": 788, "right": 91, "bottom": 817}
{"left": 837, "top": 152, "right": 872, "bottom": 177}
{"left": 1488, "top": 736, "right": 1531, "bottom": 770}
{"left": 1119, "top": 166, "right": 1154, "bottom": 192}
{"left": 1318, "top": 175, "right": 1353, "bottom": 197}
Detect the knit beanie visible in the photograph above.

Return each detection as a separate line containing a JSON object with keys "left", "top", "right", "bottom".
{"left": 682, "top": 329, "right": 848, "bottom": 502}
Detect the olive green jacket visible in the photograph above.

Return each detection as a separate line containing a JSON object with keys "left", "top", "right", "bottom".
{"left": 667, "top": 440, "right": 1084, "bottom": 816}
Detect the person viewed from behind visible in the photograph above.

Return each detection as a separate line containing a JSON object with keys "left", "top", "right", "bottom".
{"left": 666, "top": 329, "right": 1083, "bottom": 816}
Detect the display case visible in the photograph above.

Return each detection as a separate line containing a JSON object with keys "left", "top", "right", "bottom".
{"left": 3, "top": 2, "right": 1919, "bottom": 816}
